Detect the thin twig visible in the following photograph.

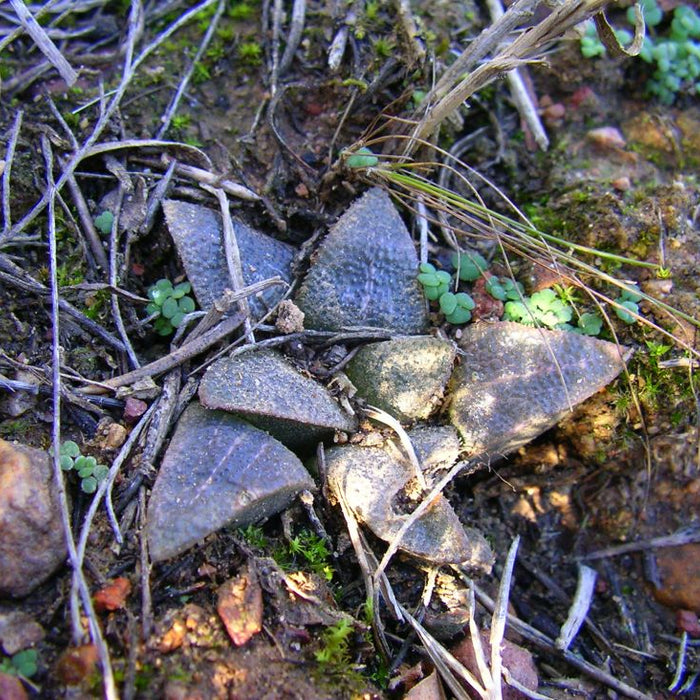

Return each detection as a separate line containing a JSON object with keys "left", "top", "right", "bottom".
{"left": 42, "top": 133, "right": 118, "bottom": 700}
{"left": 484, "top": 0, "right": 548, "bottom": 150}
{"left": 555, "top": 564, "right": 598, "bottom": 651}
{"left": 66, "top": 174, "right": 111, "bottom": 271}
{"left": 1, "top": 109, "right": 23, "bottom": 239}
{"left": 468, "top": 581, "right": 653, "bottom": 700}
{"left": 155, "top": 0, "right": 225, "bottom": 138}
{"left": 139, "top": 485, "right": 153, "bottom": 640}
{"left": 8, "top": 0, "right": 77, "bottom": 85}
{"left": 279, "top": 0, "right": 306, "bottom": 75}
{"left": 490, "top": 536, "right": 521, "bottom": 700}
{"left": 582, "top": 525, "right": 700, "bottom": 560}
{"left": 94, "top": 311, "right": 246, "bottom": 390}
{"left": 205, "top": 185, "right": 255, "bottom": 343}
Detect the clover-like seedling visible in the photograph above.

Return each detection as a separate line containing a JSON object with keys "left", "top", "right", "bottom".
{"left": 615, "top": 284, "right": 642, "bottom": 324}
{"left": 575, "top": 312, "right": 604, "bottom": 336}
{"left": 451, "top": 251, "right": 489, "bottom": 282}
{"left": 485, "top": 276, "right": 523, "bottom": 302}
{"left": 440, "top": 291, "right": 475, "bottom": 324}
{"left": 529, "top": 289, "right": 573, "bottom": 328}
{"left": 94, "top": 210, "right": 114, "bottom": 235}
{"left": 59, "top": 440, "right": 109, "bottom": 494}
{"left": 146, "top": 279, "right": 196, "bottom": 335}
{"left": 504, "top": 289, "right": 573, "bottom": 329}
{"left": 0, "top": 649, "right": 38, "bottom": 679}
{"left": 417, "top": 263, "right": 451, "bottom": 301}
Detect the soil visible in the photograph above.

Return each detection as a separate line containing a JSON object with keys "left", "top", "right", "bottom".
{"left": 1, "top": 1, "right": 699, "bottom": 699}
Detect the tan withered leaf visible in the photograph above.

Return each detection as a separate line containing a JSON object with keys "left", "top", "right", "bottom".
{"left": 216, "top": 567, "right": 263, "bottom": 646}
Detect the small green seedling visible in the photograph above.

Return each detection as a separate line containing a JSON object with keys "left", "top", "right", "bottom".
{"left": 615, "top": 283, "right": 642, "bottom": 324}
{"left": 315, "top": 617, "right": 353, "bottom": 665}
{"left": 581, "top": 0, "right": 700, "bottom": 104}
{"left": 417, "top": 262, "right": 451, "bottom": 300}
{"left": 504, "top": 288, "right": 573, "bottom": 329}
{"left": 276, "top": 530, "right": 334, "bottom": 582}
{"left": 345, "top": 147, "right": 379, "bottom": 169}
{"left": 59, "top": 441, "right": 109, "bottom": 494}
{"left": 485, "top": 276, "right": 524, "bottom": 302}
{"left": 0, "top": 649, "right": 38, "bottom": 679}
{"left": 575, "top": 312, "right": 604, "bottom": 336}
{"left": 439, "top": 291, "right": 475, "bottom": 324}
{"left": 94, "top": 211, "right": 114, "bottom": 235}
{"left": 146, "top": 279, "right": 196, "bottom": 335}
{"left": 451, "top": 251, "right": 489, "bottom": 282}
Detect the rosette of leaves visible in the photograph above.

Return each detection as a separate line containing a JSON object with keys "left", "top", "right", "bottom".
{"left": 615, "top": 284, "right": 642, "bottom": 324}
{"left": 59, "top": 440, "right": 109, "bottom": 494}
{"left": 439, "top": 291, "right": 475, "bottom": 324}
{"left": 417, "top": 263, "right": 451, "bottom": 300}
{"left": 146, "top": 279, "right": 196, "bottom": 335}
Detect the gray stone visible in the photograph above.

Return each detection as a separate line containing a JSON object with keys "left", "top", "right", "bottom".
{"left": 199, "top": 349, "right": 356, "bottom": 449}
{"left": 163, "top": 199, "right": 294, "bottom": 318}
{"left": 0, "top": 440, "right": 67, "bottom": 598}
{"left": 147, "top": 404, "right": 314, "bottom": 562}
{"left": 345, "top": 337, "right": 456, "bottom": 422}
{"left": 295, "top": 188, "right": 428, "bottom": 333}
{"left": 448, "top": 322, "right": 631, "bottom": 458}
{"left": 325, "top": 442, "right": 493, "bottom": 570}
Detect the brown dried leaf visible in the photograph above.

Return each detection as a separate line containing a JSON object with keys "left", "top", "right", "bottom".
{"left": 216, "top": 567, "right": 263, "bottom": 646}
{"left": 93, "top": 577, "right": 132, "bottom": 612}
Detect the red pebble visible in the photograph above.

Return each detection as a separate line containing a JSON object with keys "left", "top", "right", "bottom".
{"left": 123, "top": 397, "right": 148, "bottom": 424}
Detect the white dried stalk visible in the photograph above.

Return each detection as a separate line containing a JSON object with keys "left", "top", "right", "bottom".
{"left": 8, "top": 0, "right": 77, "bottom": 85}
{"left": 43, "top": 133, "right": 118, "bottom": 700}
{"left": 555, "top": 563, "right": 598, "bottom": 651}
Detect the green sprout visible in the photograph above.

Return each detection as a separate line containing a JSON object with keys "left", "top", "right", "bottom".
{"left": 417, "top": 262, "right": 451, "bottom": 300}
{"left": 451, "top": 251, "right": 488, "bottom": 282}
{"left": 314, "top": 617, "right": 354, "bottom": 665}
{"left": 94, "top": 211, "right": 114, "bottom": 235}
{"left": 0, "top": 649, "right": 38, "bottom": 679}
{"left": 439, "top": 291, "right": 475, "bottom": 324}
{"left": 485, "top": 276, "right": 524, "bottom": 302}
{"left": 345, "top": 147, "right": 379, "bottom": 169}
{"left": 238, "top": 41, "right": 262, "bottom": 65}
{"left": 146, "top": 279, "right": 196, "bottom": 336}
{"left": 504, "top": 288, "right": 573, "bottom": 329}
{"left": 581, "top": 0, "right": 700, "bottom": 104}
{"left": 276, "top": 530, "right": 334, "bottom": 582}
{"left": 615, "top": 283, "right": 642, "bottom": 324}
{"left": 574, "top": 312, "right": 604, "bottom": 336}
{"left": 59, "top": 441, "right": 109, "bottom": 494}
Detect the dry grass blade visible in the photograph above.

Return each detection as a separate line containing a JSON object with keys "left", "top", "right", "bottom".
{"left": 406, "top": 0, "right": 619, "bottom": 151}
{"left": 343, "top": 139, "right": 700, "bottom": 359}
